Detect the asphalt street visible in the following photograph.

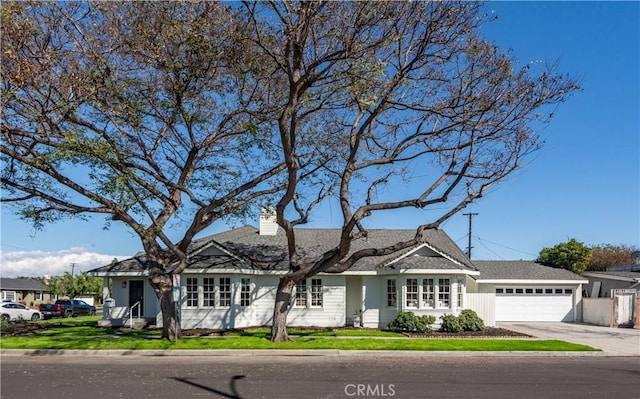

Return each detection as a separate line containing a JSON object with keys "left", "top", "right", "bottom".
{"left": 1, "top": 354, "right": 638, "bottom": 399}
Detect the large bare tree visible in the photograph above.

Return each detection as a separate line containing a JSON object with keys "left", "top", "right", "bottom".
{"left": 1, "top": 2, "right": 286, "bottom": 340}
{"left": 240, "top": 1, "right": 580, "bottom": 341}
{"left": 3, "top": 1, "right": 580, "bottom": 343}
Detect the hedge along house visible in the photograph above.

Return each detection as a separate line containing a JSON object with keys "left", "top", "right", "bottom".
{"left": 88, "top": 216, "right": 481, "bottom": 329}
{"left": 88, "top": 215, "right": 588, "bottom": 329}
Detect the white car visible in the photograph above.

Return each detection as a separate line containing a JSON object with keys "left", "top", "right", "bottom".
{"left": 0, "top": 302, "right": 43, "bottom": 321}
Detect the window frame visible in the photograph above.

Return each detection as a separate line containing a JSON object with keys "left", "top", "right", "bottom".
{"left": 406, "top": 278, "right": 418, "bottom": 308}
{"left": 240, "top": 278, "right": 251, "bottom": 307}
{"left": 437, "top": 278, "right": 450, "bottom": 309}
{"left": 185, "top": 277, "right": 199, "bottom": 308}
{"left": 202, "top": 277, "right": 216, "bottom": 308}
{"left": 310, "top": 278, "right": 323, "bottom": 308}
{"left": 218, "top": 277, "right": 232, "bottom": 308}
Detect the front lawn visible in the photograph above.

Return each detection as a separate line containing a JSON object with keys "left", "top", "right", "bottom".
{"left": 0, "top": 318, "right": 598, "bottom": 352}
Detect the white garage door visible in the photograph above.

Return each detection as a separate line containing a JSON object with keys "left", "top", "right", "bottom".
{"left": 495, "top": 287, "right": 575, "bottom": 322}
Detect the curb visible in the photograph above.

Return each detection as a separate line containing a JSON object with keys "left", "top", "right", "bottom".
{"left": 3, "top": 349, "right": 632, "bottom": 357}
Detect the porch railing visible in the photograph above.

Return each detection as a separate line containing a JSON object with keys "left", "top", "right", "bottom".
{"left": 129, "top": 301, "right": 141, "bottom": 329}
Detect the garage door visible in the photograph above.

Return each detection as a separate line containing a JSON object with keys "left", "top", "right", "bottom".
{"left": 495, "top": 287, "right": 575, "bottom": 322}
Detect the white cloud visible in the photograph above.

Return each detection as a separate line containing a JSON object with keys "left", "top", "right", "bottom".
{"left": 0, "top": 247, "right": 128, "bottom": 278}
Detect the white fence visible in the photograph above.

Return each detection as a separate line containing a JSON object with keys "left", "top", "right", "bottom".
{"left": 466, "top": 293, "right": 496, "bottom": 327}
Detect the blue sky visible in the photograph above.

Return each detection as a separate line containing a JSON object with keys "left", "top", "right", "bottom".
{"left": 1, "top": 1, "right": 638, "bottom": 277}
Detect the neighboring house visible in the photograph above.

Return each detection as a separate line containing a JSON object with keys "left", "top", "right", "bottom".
{"left": 88, "top": 216, "right": 588, "bottom": 329}
{"left": 0, "top": 278, "right": 53, "bottom": 306}
{"left": 582, "top": 270, "right": 640, "bottom": 298}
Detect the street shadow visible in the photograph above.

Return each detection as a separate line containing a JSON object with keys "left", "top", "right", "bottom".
{"left": 173, "top": 375, "right": 246, "bottom": 399}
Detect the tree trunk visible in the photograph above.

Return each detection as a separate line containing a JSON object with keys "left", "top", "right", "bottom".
{"left": 271, "top": 277, "right": 295, "bottom": 342}
{"left": 148, "top": 268, "right": 181, "bottom": 341}
{"left": 158, "top": 282, "right": 180, "bottom": 341}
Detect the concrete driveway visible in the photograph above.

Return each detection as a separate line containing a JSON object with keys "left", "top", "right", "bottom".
{"left": 498, "top": 322, "right": 640, "bottom": 356}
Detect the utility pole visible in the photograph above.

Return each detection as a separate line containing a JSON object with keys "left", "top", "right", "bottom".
{"left": 463, "top": 213, "right": 478, "bottom": 259}
{"left": 70, "top": 262, "right": 77, "bottom": 276}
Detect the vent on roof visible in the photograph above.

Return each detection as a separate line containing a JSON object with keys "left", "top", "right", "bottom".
{"left": 259, "top": 207, "right": 278, "bottom": 236}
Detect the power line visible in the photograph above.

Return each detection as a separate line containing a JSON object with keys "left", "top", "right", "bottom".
{"left": 475, "top": 235, "right": 538, "bottom": 258}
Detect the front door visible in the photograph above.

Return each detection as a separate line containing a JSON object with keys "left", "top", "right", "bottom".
{"left": 129, "top": 280, "right": 144, "bottom": 318}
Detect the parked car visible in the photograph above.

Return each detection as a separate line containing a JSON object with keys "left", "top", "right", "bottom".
{"left": 39, "top": 299, "right": 96, "bottom": 319}
{"left": 0, "top": 302, "right": 43, "bottom": 321}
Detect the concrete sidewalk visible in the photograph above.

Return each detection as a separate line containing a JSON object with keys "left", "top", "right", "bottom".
{"left": 498, "top": 322, "right": 640, "bottom": 356}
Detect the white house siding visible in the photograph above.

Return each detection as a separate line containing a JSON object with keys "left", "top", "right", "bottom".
{"left": 180, "top": 274, "right": 278, "bottom": 329}
{"left": 345, "top": 276, "right": 364, "bottom": 326}
{"left": 361, "top": 276, "right": 382, "bottom": 328}
{"left": 178, "top": 274, "right": 347, "bottom": 329}
{"left": 288, "top": 275, "right": 346, "bottom": 327}
{"left": 105, "top": 277, "right": 161, "bottom": 325}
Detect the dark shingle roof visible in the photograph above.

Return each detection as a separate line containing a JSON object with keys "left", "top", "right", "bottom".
{"left": 0, "top": 278, "right": 48, "bottom": 291}
{"left": 583, "top": 271, "right": 640, "bottom": 281}
{"left": 89, "top": 225, "right": 473, "bottom": 274}
{"left": 191, "top": 226, "right": 473, "bottom": 272}
{"left": 472, "top": 261, "right": 587, "bottom": 281}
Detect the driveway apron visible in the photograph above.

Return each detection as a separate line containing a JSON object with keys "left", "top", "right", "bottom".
{"left": 498, "top": 322, "right": 640, "bottom": 356}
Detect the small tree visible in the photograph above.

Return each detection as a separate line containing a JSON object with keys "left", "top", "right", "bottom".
{"left": 587, "top": 244, "right": 639, "bottom": 271}
{"left": 42, "top": 272, "right": 103, "bottom": 301}
{"left": 538, "top": 239, "right": 591, "bottom": 274}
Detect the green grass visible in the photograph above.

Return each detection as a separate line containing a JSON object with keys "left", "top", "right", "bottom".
{"left": 0, "top": 319, "right": 598, "bottom": 352}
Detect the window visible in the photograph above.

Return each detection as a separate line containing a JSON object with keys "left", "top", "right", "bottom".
{"left": 438, "top": 279, "right": 450, "bottom": 308}
{"left": 496, "top": 288, "right": 504, "bottom": 294}
{"left": 545, "top": 288, "right": 553, "bottom": 294}
{"left": 564, "top": 289, "right": 573, "bottom": 294}
{"left": 422, "top": 279, "right": 435, "bottom": 308}
{"left": 506, "top": 288, "right": 514, "bottom": 294}
{"left": 515, "top": 288, "right": 524, "bottom": 294}
{"left": 186, "top": 278, "right": 198, "bottom": 307}
{"left": 1, "top": 291, "right": 15, "bottom": 302}
{"left": 219, "top": 278, "right": 231, "bottom": 307}
{"left": 311, "top": 279, "right": 323, "bottom": 307}
{"left": 240, "top": 278, "right": 251, "bottom": 306}
{"left": 525, "top": 288, "right": 533, "bottom": 294}
{"left": 535, "top": 288, "right": 543, "bottom": 294}
{"left": 406, "top": 278, "right": 418, "bottom": 307}
{"left": 202, "top": 278, "right": 215, "bottom": 307}
{"left": 294, "top": 279, "right": 323, "bottom": 308}
{"left": 387, "top": 279, "right": 397, "bottom": 307}
{"left": 295, "top": 280, "right": 307, "bottom": 307}
{"left": 457, "top": 279, "right": 463, "bottom": 308}
{"left": 35, "top": 291, "right": 43, "bottom": 301}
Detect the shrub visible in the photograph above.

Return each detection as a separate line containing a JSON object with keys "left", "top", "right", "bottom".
{"left": 458, "top": 309, "right": 485, "bottom": 332}
{"left": 439, "top": 314, "right": 463, "bottom": 333}
{"left": 388, "top": 311, "right": 436, "bottom": 333}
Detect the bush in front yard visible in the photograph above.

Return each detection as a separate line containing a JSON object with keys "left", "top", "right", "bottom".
{"left": 458, "top": 309, "right": 485, "bottom": 332}
{"left": 388, "top": 311, "right": 436, "bottom": 333}
{"left": 439, "top": 314, "right": 463, "bottom": 333}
